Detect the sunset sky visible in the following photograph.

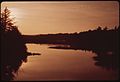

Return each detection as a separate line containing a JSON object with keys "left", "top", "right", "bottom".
{"left": 1, "top": 1, "right": 119, "bottom": 35}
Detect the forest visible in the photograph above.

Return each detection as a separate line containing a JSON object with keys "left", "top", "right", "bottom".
{"left": 23, "top": 26, "right": 119, "bottom": 53}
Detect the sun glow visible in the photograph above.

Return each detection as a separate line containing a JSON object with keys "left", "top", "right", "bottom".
{"left": 9, "top": 8, "right": 22, "bottom": 20}
{"left": 1, "top": 1, "right": 119, "bottom": 35}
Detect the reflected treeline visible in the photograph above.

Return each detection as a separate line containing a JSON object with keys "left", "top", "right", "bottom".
{"left": 49, "top": 45, "right": 119, "bottom": 71}
{"left": 1, "top": 7, "right": 40, "bottom": 81}
{"left": 91, "top": 47, "right": 119, "bottom": 71}
{"left": 93, "top": 51, "right": 119, "bottom": 71}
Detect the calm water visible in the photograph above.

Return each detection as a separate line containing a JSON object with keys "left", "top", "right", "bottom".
{"left": 14, "top": 44, "right": 118, "bottom": 81}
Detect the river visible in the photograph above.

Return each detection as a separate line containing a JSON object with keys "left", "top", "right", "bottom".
{"left": 14, "top": 44, "right": 118, "bottom": 81}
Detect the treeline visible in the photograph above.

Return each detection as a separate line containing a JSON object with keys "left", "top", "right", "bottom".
{"left": 1, "top": 7, "right": 40, "bottom": 81}
{"left": 1, "top": 7, "right": 30, "bottom": 81}
{"left": 23, "top": 26, "right": 119, "bottom": 52}
{"left": 1, "top": 7, "right": 27, "bottom": 81}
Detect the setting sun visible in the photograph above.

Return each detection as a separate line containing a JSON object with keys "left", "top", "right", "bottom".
{"left": 9, "top": 8, "right": 20, "bottom": 18}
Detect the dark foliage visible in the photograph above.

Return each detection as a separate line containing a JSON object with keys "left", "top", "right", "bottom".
{"left": 1, "top": 7, "right": 40, "bottom": 81}
{"left": 23, "top": 26, "right": 119, "bottom": 53}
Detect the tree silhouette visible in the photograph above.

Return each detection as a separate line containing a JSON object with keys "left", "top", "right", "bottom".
{"left": 1, "top": 7, "right": 22, "bottom": 40}
{"left": 1, "top": 7, "right": 41, "bottom": 81}
{"left": 103, "top": 26, "right": 108, "bottom": 31}
{"left": 96, "top": 26, "right": 102, "bottom": 31}
{"left": 1, "top": 7, "right": 16, "bottom": 32}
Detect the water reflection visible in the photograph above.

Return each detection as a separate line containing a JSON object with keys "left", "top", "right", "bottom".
{"left": 1, "top": 44, "right": 118, "bottom": 81}
{"left": 49, "top": 45, "right": 119, "bottom": 71}
{"left": 1, "top": 47, "right": 40, "bottom": 81}
{"left": 93, "top": 51, "right": 119, "bottom": 71}
{"left": 1, "top": 53, "right": 28, "bottom": 81}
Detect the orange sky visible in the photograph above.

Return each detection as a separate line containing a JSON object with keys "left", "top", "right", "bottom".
{"left": 1, "top": 1, "right": 119, "bottom": 35}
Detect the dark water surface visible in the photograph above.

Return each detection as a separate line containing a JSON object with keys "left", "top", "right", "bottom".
{"left": 14, "top": 44, "right": 118, "bottom": 81}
